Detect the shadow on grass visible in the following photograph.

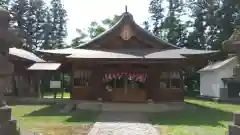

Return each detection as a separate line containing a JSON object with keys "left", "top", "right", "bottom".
{"left": 24, "top": 105, "right": 99, "bottom": 123}
{"left": 149, "top": 99, "right": 234, "bottom": 127}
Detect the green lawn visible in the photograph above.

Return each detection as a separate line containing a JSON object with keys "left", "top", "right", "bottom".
{"left": 10, "top": 97, "right": 240, "bottom": 135}
{"left": 43, "top": 92, "right": 71, "bottom": 99}
{"left": 149, "top": 97, "right": 240, "bottom": 135}
{"left": 11, "top": 104, "right": 99, "bottom": 134}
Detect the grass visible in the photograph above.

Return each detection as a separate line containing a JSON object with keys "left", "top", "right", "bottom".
{"left": 10, "top": 97, "right": 240, "bottom": 135}
{"left": 11, "top": 104, "right": 99, "bottom": 134}
{"left": 43, "top": 92, "right": 71, "bottom": 99}
{"left": 149, "top": 97, "right": 240, "bottom": 135}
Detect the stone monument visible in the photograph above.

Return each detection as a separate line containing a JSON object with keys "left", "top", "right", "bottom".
{"left": 222, "top": 27, "right": 240, "bottom": 135}
{"left": 0, "top": 7, "right": 20, "bottom": 135}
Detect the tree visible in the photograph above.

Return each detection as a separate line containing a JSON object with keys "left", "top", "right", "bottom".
{"left": 9, "top": 0, "right": 50, "bottom": 51}
{"left": 161, "top": 0, "right": 188, "bottom": 46}
{"left": 88, "top": 15, "right": 121, "bottom": 38}
{"left": 10, "top": 0, "right": 29, "bottom": 49}
{"left": 0, "top": 0, "right": 10, "bottom": 9}
{"left": 148, "top": 0, "right": 165, "bottom": 37}
{"left": 49, "top": 0, "right": 67, "bottom": 49}
{"left": 29, "top": 0, "right": 48, "bottom": 50}
{"left": 70, "top": 29, "right": 87, "bottom": 47}
{"left": 70, "top": 14, "right": 121, "bottom": 48}
{"left": 88, "top": 21, "right": 105, "bottom": 39}
{"left": 143, "top": 21, "right": 150, "bottom": 31}
{"left": 41, "top": 11, "right": 53, "bottom": 49}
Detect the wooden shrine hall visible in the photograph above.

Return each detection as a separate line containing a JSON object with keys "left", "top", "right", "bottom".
{"left": 30, "top": 9, "right": 219, "bottom": 103}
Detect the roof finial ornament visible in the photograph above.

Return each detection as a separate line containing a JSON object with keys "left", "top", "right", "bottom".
{"left": 125, "top": 5, "right": 128, "bottom": 13}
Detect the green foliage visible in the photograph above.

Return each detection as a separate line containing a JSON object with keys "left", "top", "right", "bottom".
{"left": 87, "top": 15, "right": 121, "bottom": 39}
{"left": 88, "top": 21, "right": 106, "bottom": 39}
{"left": 9, "top": 0, "right": 67, "bottom": 50}
{"left": 49, "top": 0, "right": 68, "bottom": 49}
{"left": 70, "top": 29, "right": 87, "bottom": 47}
{"left": 147, "top": 0, "right": 240, "bottom": 92}
{"left": 70, "top": 15, "right": 121, "bottom": 47}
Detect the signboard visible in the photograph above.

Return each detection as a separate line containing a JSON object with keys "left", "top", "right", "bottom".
{"left": 50, "top": 81, "right": 61, "bottom": 89}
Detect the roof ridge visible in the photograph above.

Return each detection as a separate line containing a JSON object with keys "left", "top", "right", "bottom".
{"left": 76, "top": 11, "right": 178, "bottom": 49}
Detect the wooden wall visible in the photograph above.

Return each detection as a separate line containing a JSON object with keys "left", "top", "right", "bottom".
{"left": 71, "top": 62, "right": 184, "bottom": 102}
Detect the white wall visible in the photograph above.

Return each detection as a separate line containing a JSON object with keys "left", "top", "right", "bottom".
{"left": 216, "top": 59, "right": 237, "bottom": 89}
{"left": 200, "top": 58, "right": 237, "bottom": 98}
{"left": 200, "top": 71, "right": 220, "bottom": 97}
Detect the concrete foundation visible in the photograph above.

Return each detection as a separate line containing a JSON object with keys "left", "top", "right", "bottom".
{"left": 76, "top": 101, "right": 186, "bottom": 112}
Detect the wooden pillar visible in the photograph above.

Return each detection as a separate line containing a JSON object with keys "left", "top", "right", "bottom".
{"left": 180, "top": 70, "right": 184, "bottom": 91}
{"left": 89, "top": 65, "right": 105, "bottom": 100}
{"left": 145, "top": 65, "right": 160, "bottom": 102}
{"left": 70, "top": 68, "right": 74, "bottom": 99}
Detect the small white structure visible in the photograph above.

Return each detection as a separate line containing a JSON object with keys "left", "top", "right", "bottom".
{"left": 198, "top": 56, "right": 237, "bottom": 98}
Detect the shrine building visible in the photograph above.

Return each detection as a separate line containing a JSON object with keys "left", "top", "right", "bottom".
{"left": 29, "top": 10, "right": 219, "bottom": 103}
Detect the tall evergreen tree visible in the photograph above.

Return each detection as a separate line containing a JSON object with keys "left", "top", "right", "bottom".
{"left": 10, "top": 0, "right": 29, "bottom": 49}
{"left": 29, "top": 0, "right": 48, "bottom": 50}
{"left": 161, "top": 0, "right": 188, "bottom": 46}
{"left": 49, "top": 0, "right": 67, "bottom": 49}
{"left": 186, "top": 0, "right": 208, "bottom": 49}
{"left": 0, "top": 0, "right": 9, "bottom": 9}
{"left": 148, "top": 0, "right": 165, "bottom": 38}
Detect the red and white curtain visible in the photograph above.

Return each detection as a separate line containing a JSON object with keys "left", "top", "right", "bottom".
{"left": 103, "top": 72, "right": 148, "bottom": 83}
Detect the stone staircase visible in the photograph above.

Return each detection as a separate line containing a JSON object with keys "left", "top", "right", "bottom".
{"left": 227, "top": 111, "right": 240, "bottom": 135}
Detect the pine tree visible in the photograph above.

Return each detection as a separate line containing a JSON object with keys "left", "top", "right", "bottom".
{"left": 41, "top": 11, "right": 53, "bottom": 49}
{"left": 161, "top": 0, "right": 187, "bottom": 46}
{"left": 186, "top": 0, "right": 208, "bottom": 49}
{"left": 9, "top": 0, "right": 29, "bottom": 49}
{"left": 148, "top": 0, "right": 165, "bottom": 37}
{"left": 0, "top": 0, "right": 10, "bottom": 9}
{"left": 28, "top": 0, "right": 48, "bottom": 50}
{"left": 49, "top": 0, "right": 67, "bottom": 49}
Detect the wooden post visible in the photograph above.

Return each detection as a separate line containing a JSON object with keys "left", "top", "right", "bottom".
{"left": 145, "top": 65, "right": 160, "bottom": 102}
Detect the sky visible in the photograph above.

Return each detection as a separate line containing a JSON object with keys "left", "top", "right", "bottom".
{"left": 62, "top": 0, "right": 151, "bottom": 44}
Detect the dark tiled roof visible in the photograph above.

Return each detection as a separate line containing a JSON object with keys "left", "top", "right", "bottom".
{"left": 38, "top": 48, "right": 219, "bottom": 59}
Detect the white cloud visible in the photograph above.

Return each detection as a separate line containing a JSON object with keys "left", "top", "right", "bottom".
{"left": 63, "top": 0, "right": 150, "bottom": 44}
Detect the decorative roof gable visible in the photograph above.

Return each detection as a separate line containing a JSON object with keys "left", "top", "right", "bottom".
{"left": 76, "top": 7, "right": 179, "bottom": 50}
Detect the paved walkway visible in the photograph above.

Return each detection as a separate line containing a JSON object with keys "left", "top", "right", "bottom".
{"left": 88, "top": 112, "right": 160, "bottom": 135}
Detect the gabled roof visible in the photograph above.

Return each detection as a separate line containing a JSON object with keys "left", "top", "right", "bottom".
{"left": 37, "top": 48, "right": 218, "bottom": 59}
{"left": 76, "top": 11, "right": 178, "bottom": 49}
{"left": 10, "top": 47, "right": 45, "bottom": 62}
{"left": 199, "top": 56, "right": 236, "bottom": 72}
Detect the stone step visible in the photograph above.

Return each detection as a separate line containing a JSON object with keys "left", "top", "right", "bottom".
{"left": 0, "top": 106, "right": 11, "bottom": 123}
{"left": 233, "top": 112, "right": 240, "bottom": 125}
{"left": 229, "top": 124, "right": 240, "bottom": 135}
{"left": 0, "top": 119, "right": 19, "bottom": 135}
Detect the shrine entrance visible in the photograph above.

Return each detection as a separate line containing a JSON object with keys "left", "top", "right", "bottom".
{"left": 103, "top": 72, "right": 147, "bottom": 102}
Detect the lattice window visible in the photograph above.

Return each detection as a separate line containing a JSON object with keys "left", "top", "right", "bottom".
{"left": 73, "top": 70, "right": 92, "bottom": 87}
{"left": 160, "top": 71, "right": 181, "bottom": 89}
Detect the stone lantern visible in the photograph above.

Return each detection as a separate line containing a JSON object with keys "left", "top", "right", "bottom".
{"left": 0, "top": 7, "right": 20, "bottom": 135}
{"left": 223, "top": 26, "right": 240, "bottom": 135}
{"left": 222, "top": 26, "right": 240, "bottom": 81}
